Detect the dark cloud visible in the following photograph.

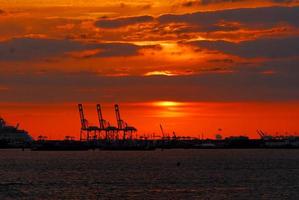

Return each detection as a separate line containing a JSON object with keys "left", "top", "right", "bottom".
{"left": 0, "top": 38, "right": 87, "bottom": 61}
{"left": 95, "top": 6, "right": 299, "bottom": 34}
{"left": 0, "top": 9, "right": 5, "bottom": 15}
{"left": 159, "top": 6, "right": 299, "bottom": 32}
{"left": 183, "top": 0, "right": 245, "bottom": 7}
{"left": 94, "top": 6, "right": 299, "bottom": 33}
{"left": 89, "top": 43, "right": 141, "bottom": 57}
{"left": 182, "top": 0, "right": 298, "bottom": 7}
{"left": 271, "top": 0, "right": 299, "bottom": 3}
{"left": 96, "top": 16, "right": 154, "bottom": 29}
{"left": 0, "top": 38, "right": 145, "bottom": 61}
{"left": 140, "top": 4, "right": 152, "bottom": 10}
{"left": 200, "top": 0, "right": 244, "bottom": 4}
{"left": 208, "top": 58, "right": 234, "bottom": 63}
{"left": 189, "top": 36, "right": 299, "bottom": 58}
{"left": 0, "top": 64, "right": 298, "bottom": 102}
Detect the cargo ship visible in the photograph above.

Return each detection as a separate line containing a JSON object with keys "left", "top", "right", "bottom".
{"left": 0, "top": 117, "right": 33, "bottom": 148}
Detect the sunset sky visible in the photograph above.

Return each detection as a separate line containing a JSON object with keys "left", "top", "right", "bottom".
{"left": 0, "top": 0, "right": 299, "bottom": 139}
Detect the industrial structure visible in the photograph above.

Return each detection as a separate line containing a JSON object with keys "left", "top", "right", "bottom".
{"left": 78, "top": 104, "right": 100, "bottom": 141}
{"left": 114, "top": 104, "right": 137, "bottom": 140}
{"left": 2, "top": 105, "right": 299, "bottom": 150}
{"left": 96, "top": 104, "right": 118, "bottom": 140}
{"left": 78, "top": 104, "right": 137, "bottom": 142}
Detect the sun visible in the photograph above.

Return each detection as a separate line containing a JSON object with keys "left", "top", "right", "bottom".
{"left": 144, "top": 71, "right": 176, "bottom": 76}
{"left": 153, "top": 101, "right": 182, "bottom": 107}
{"left": 150, "top": 101, "right": 187, "bottom": 117}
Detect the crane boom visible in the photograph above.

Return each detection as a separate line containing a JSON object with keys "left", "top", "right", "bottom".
{"left": 78, "top": 104, "right": 87, "bottom": 130}
{"left": 115, "top": 104, "right": 124, "bottom": 129}
{"left": 160, "top": 124, "right": 165, "bottom": 138}
{"left": 96, "top": 104, "right": 105, "bottom": 130}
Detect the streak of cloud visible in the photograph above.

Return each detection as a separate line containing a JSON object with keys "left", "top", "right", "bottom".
{"left": 189, "top": 36, "right": 299, "bottom": 58}
{"left": 0, "top": 38, "right": 150, "bottom": 61}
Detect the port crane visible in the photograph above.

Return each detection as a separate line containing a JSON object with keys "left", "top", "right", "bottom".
{"left": 96, "top": 104, "right": 118, "bottom": 140}
{"left": 160, "top": 124, "right": 178, "bottom": 140}
{"left": 160, "top": 124, "right": 173, "bottom": 140}
{"left": 114, "top": 104, "right": 137, "bottom": 140}
{"left": 160, "top": 124, "right": 166, "bottom": 139}
{"left": 78, "top": 104, "right": 99, "bottom": 141}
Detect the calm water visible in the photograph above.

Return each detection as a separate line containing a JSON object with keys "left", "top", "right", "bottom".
{"left": 0, "top": 149, "right": 298, "bottom": 199}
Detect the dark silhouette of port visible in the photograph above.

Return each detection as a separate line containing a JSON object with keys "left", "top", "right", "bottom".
{"left": 1, "top": 106, "right": 299, "bottom": 151}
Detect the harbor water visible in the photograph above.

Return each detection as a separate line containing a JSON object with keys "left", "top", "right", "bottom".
{"left": 0, "top": 149, "right": 299, "bottom": 199}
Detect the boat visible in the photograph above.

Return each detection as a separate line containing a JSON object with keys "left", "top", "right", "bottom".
{"left": 0, "top": 117, "right": 33, "bottom": 148}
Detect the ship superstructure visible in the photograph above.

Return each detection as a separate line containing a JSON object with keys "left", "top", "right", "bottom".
{"left": 0, "top": 117, "right": 32, "bottom": 147}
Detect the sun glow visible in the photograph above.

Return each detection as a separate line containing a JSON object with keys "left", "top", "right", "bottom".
{"left": 149, "top": 101, "right": 186, "bottom": 118}
{"left": 144, "top": 71, "right": 176, "bottom": 76}
{"left": 153, "top": 101, "right": 183, "bottom": 107}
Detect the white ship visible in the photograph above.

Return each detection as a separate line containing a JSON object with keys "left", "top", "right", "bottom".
{"left": 0, "top": 117, "right": 33, "bottom": 147}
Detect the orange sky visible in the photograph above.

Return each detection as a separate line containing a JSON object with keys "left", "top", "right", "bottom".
{"left": 0, "top": 0, "right": 299, "bottom": 139}
{"left": 1, "top": 102, "right": 299, "bottom": 139}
